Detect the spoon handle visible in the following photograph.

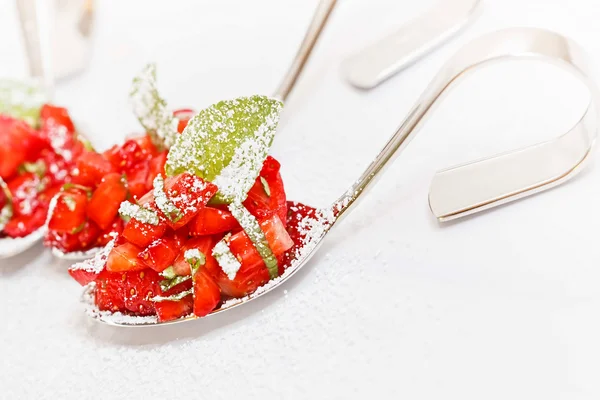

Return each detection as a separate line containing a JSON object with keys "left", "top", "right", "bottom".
{"left": 273, "top": 0, "right": 337, "bottom": 102}
{"left": 15, "top": 0, "right": 52, "bottom": 88}
{"left": 332, "top": 27, "right": 599, "bottom": 223}
{"left": 342, "top": 0, "right": 480, "bottom": 89}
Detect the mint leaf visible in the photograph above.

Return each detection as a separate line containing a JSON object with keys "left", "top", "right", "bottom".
{"left": 165, "top": 95, "right": 283, "bottom": 203}
{"left": 159, "top": 275, "right": 191, "bottom": 293}
{"left": 130, "top": 63, "right": 178, "bottom": 150}
{"left": 0, "top": 79, "right": 47, "bottom": 127}
{"left": 152, "top": 288, "right": 193, "bottom": 303}
{"left": 229, "top": 202, "right": 278, "bottom": 279}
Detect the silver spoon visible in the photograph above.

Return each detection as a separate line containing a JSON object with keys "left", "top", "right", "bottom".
{"left": 54, "top": 0, "right": 483, "bottom": 261}
{"left": 48, "top": 0, "right": 339, "bottom": 261}
{"left": 85, "top": 27, "right": 599, "bottom": 326}
{"left": 342, "top": 0, "right": 480, "bottom": 89}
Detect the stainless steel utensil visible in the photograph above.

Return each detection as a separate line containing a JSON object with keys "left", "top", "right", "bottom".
{"left": 342, "top": 0, "right": 480, "bottom": 89}
{"left": 48, "top": 0, "right": 338, "bottom": 261}
{"left": 87, "top": 27, "right": 598, "bottom": 326}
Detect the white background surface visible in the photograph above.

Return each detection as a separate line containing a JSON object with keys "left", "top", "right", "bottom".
{"left": 2, "top": 0, "right": 600, "bottom": 399}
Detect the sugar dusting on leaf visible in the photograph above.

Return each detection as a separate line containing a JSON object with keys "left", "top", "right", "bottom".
{"left": 0, "top": 79, "right": 47, "bottom": 127}
{"left": 228, "top": 202, "right": 278, "bottom": 279}
{"left": 130, "top": 63, "right": 178, "bottom": 149}
{"left": 165, "top": 95, "right": 283, "bottom": 203}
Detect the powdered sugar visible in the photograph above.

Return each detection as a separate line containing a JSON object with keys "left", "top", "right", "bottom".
{"left": 165, "top": 95, "right": 282, "bottom": 203}
{"left": 212, "top": 235, "right": 242, "bottom": 280}
{"left": 184, "top": 248, "right": 204, "bottom": 262}
{"left": 70, "top": 238, "right": 115, "bottom": 274}
{"left": 81, "top": 283, "right": 158, "bottom": 325}
{"left": 118, "top": 201, "right": 159, "bottom": 225}
{"left": 152, "top": 175, "right": 180, "bottom": 220}
{"left": 130, "top": 63, "right": 178, "bottom": 149}
{"left": 213, "top": 118, "right": 277, "bottom": 203}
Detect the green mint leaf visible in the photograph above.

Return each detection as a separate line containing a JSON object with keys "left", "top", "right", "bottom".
{"left": 159, "top": 275, "right": 192, "bottom": 293}
{"left": 0, "top": 79, "right": 47, "bottom": 127}
{"left": 62, "top": 183, "right": 93, "bottom": 198}
{"left": 130, "top": 63, "right": 178, "bottom": 150}
{"left": 166, "top": 95, "right": 283, "bottom": 203}
{"left": 260, "top": 176, "right": 271, "bottom": 197}
{"left": 184, "top": 248, "right": 206, "bottom": 275}
{"left": 160, "top": 266, "right": 178, "bottom": 280}
{"left": 62, "top": 195, "right": 77, "bottom": 212}
{"left": 228, "top": 202, "right": 278, "bottom": 279}
{"left": 152, "top": 288, "right": 193, "bottom": 303}
{"left": 18, "top": 160, "right": 46, "bottom": 178}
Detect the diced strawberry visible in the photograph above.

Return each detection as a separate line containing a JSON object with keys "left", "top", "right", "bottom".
{"left": 87, "top": 173, "right": 128, "bottom": 229}
{"left": 125, "top": 160, "right": 151, "bottom": 200}
{"left": 47, "top": 188, "right": 89, "bottom": 233}
{"left": 7, "top": 172, "right": 44, "bottom": 217}
{"left": 94, "top": 269, "right": 127, "bottom": 312}
{"left": 243, "top": 166, "right": 287, "bottom": 227}
{"left": 154, "top": 275, "right": 195, "bottom": 322}
{"left": 3, "top": 207, "right": 47, "bottom": 238}
{"left": 123, "top": 268, "right": 160, "bottom": 315}
{"left": 154, "top": 295, "right": 194, "bottom": 322}
{"left": 116, "top": 139, "right": 149, "bottom": 172}
{"left": 173, "top": 108, "right": 195, "bottom": 133}
{"left": 132, "top": 134, "right": 159, "bottom": 155}
{"left": 189, "top": 207, "right": 239, "bottom": 236}
{"left": 40, "top": 104, "right": 75, "bottom": 133}
{"left": 121, "top": 212, "right": 167, "bottom": 249}
{"left": 172, "top": 236, "right": 218, "bottom": 276}
{"left": 281, "top": 201, "right": 319, "bottom": 268}
{"left": 102, "top": 145, "right": 122, "bottom": 170}
{"left": 75, "top": 151, "right": 115, "bottom": 187}
{"left": 95, "top": 217, "right": 123, "bottom": 247}
{"left": 160, "top": 173, "right": 218, "bottom": 230}
{"left": 68, "top": 267, "right": 100, "bottom": 286}
{"left": 192, "top": 268, "right": 221, "bottom": 317}
{"left": 0, "top": 115, "right": 45, "bottom": 179}
{"left": 209, "top": 214, "right": 293, "bottom": 298}
{"left": 39, "top": 149, "right": 71, "bottom": 185}
{"left": 94, "top": 268, "right": 159, "bottom": 315}
{"left": 259, "top": 155, "right": 281, "bottom": 179}
{"left": 138, "top": 235, "right": 179, "bottom": 272}
{"left": 147, "top": 151, "right": 167, "bottom": 188}
{"left": 106, "top": 242, "right": 149, "bottom": 272}
{"left": 44, "top": 220, "right": 99, "bottom": 253}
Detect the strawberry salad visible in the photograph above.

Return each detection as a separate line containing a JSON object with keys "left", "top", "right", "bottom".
{"left": 69, "top": 88, "right": 322, "bottom": 323}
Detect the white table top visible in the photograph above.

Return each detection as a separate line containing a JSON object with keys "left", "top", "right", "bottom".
{"left": 2, "top": 0, "right": 600, "bottom": 398}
